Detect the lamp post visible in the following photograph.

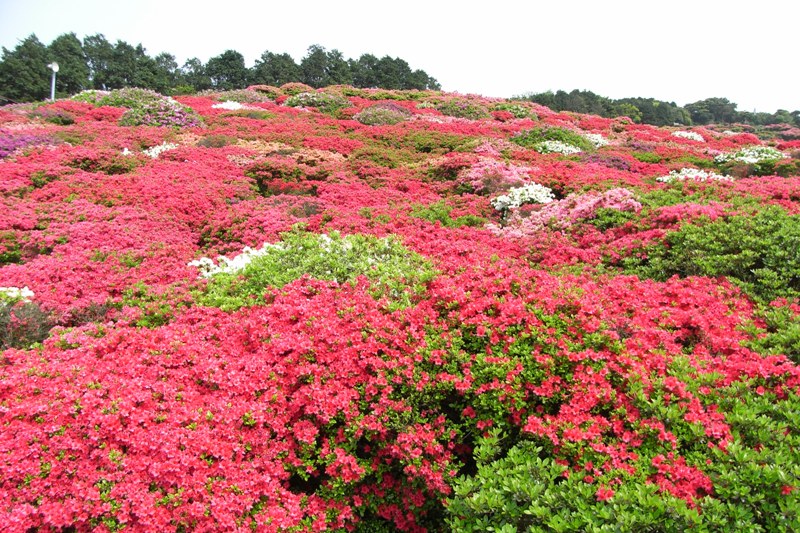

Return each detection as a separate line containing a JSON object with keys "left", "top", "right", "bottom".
{"left": 47, "top": 62, "right": 59, "bottom": 101}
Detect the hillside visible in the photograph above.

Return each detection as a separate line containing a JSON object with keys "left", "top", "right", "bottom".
{"left": 1, "top": 84, "right": 800, "bottom": 531}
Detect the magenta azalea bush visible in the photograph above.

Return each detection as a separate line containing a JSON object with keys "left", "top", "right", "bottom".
{"left": 1, "top": 86, "right": 800, "bottom": 531}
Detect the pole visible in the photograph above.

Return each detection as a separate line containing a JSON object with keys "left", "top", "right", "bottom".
{"left": 50, "top": 70, "right": 56, "bottom": 101}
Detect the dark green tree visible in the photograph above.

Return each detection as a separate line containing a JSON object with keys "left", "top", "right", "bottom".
{"left": 686, "top": 97, "right": 738, "bottom": 124}
{"left": 180, "top": 58, "right": 212, "bottom": 91}
{"left": 350, "top": 53, "right": 379, "bottom": 88}
{"left": 83, "top": 34, "right": 115, "bottom": 90}
{"left": 251, "top": 51, "right": 300, "bottom": 86}
{"left": 47, "top": 33, "right": 89, "bottom": 96}
{"left": 324, "top": 49, "right": 352, "bottom": 86}
{"left": 0, "top": 34, "right": 51, "bottom": 102}
{"left": 300, "top": 44, "right": 330, "bottom": 88}
{"left": 206, "top": 50, "right": 249, "bottom": 90}
{"left": 153, "top": 52, "right": 180, "bottom": 92}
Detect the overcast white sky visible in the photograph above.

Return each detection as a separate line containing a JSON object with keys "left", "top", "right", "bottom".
{"left": 1, "top": 0, "right": 797, "bottom": 112}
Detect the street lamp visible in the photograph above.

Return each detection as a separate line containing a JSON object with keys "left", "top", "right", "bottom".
{"left": 47, "top": 62, "right": 59, "bottom": 101}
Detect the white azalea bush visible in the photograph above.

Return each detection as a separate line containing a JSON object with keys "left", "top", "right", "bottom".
{"left": 656, "top": 168, "right": 733, "bottom": 183}
{"left": 672, "top": 131, "right": 705, "bottom": 142}
{"left": 535, "top": 140, "right": 583, "bottom": 155}
{"left": 583, "top": 133, "right": 610, "bottom": 148}
{"left": 491, "top": 182, "right": 555, "bottom": 211}
{"left": 0, "top": 286, "right": 35, "bottom": 304}
{"left": 143, "top": 142, "right": 179, "bottom": 159}
{"left": 211, "top": 100, "right": 246, "bottom": 111}
{"left": 714, "top": 146, "right": 788, "bottom": 165}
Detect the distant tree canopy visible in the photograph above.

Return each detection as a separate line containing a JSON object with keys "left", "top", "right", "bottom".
{"left": 516, "top": 89, "right": 800, "bottom": 128}
{"left": 0, "top": 35, "right": 440, "bottom": 103}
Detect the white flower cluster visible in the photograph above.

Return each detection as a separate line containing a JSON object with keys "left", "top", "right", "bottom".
{"left": 0, "top": 286, "right": 34, "bottom": 302}
{"left": 714, "top": 146, "right": 788, "bottom": 164}
{"left": 143, "top": 142, "right": 179, "bottom": 159}
{"left": 188, "top": 242, "right": 285, "bottom": 278}
{"left": 671, "top": 131, "right": 705, "bottom": 142}
{"left": 656, "top": 168, "right": 733, "bottom": 183}
{"left": 491, "top": 182, "right": 555, "bottom": 211}
{"left": 212, "top": 100, "right": 245, "bottom": 111}
{"left": 583, "top": 133, "right": 609, "bottom": 148}
{"left": 535, "top": 140, "right": 583, "bottom": 155}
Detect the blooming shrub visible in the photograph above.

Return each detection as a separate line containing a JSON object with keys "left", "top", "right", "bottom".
{"left": 672, "top": 130, "right": 705, "bottom": 142}
{"left": 656, "top": 167, "right": 733, "bottom": 183}
{"left": 354, "top": 103, "right": 412, "bottom": 125}
{"left": 284, "top": 92, "right": 351, "bottom": 114}
{"left": 490, "top": 182, "right": 555, "bottom": 211}
{"left": 193, "top": 230, "right": 436, "bottom": 310}
{"left": 73, "top": 87, "right": 202, "bottom": 128}
{"left": 512, "top": 126, "right": 595, "bottom": 152}
{"left": 0, "top": 130, "right": 54, "bottom": 158}
{"left": 2, "top": 85, "right": 800, "bottom": 531}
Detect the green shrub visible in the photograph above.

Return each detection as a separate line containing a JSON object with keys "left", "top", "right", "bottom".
{"left": 195, "top": 231, "right": 436, "bottom": 311}
{"left": 631, "top": 151, "right": 662, "bottom": 163}
{"left": 354, "top": 103, "right": 412, "bottom": 126}
{"left": 511, "top": 127, "right": 595, "bottom": 152}
{"left": 492, "top": 102, "right": 535, "bottom": 119}
{"left": 428, "top": 99, "right": 491, "bottom": 120}
{"left": 410, "top": 201, "right": 486, "bottom": 228}
{"left": 284, "top": 92, "right": 351, "bottom": 115}
{"left": 196, "top": 135, "right": 238, "bottom": 148}
{"left": 621, "top": 206, "right": 800, "bottom": 303}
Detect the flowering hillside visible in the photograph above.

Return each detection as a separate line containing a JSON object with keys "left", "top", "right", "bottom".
{"left": 2, "top": 84, "right": 800, "bottom": 531}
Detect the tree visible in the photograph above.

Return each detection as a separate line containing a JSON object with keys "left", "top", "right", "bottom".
{"left": 47, "top": 33, "right": 89, "bottom": 96}
{"left": 83, "top": 34, "right": 115, "bottom": 90}
{"left": 686, "top": 97, "right": 738, "bottom": 124}
{"left": 324, "top": 49, "right": 352, "bottom": 86}
{"left": 300, "top": 44, "right": 329, "bottom": 88}
{"left": 0, "top": 34, "right": 51, "bottom": 102}
{"left": 180, "top": 58, "right": 211, "bottom": 91}
{"left": 251, "top": 51, "right": 300, "bottom": 86}
{"left": 206, "top": 50, "right": 249, "bottom": 90}
{"left": 350, "top": 54, "right": 379, "bottom": 88}
{"left": 153, "top": 52, "right": 179, "bottom": 93}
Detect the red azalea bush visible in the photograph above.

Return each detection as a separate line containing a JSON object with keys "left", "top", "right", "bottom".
{"left": 1, "top": 87, "right": 800, "bottom": 531}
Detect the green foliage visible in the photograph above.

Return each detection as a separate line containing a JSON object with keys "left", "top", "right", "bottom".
{"left": 284, "top": 91, "right": 351, "bottom": 115}
{"left": 410, "top": 201, "right": 486, "bottom": 228}
{"left": 196, "top": 134, "right": 238, "bottom": 148}
{"left": 744, "top": 302, "right": 800, "bottom": 363}
{"left": 73, "top": 87, "right": 202, "bottom": 127}
{"left": 492, "top": 102, "right": 535, "bottom": 119}
{"left": 698, "top": 385, "right": 800, "bottom": 531}
{"left": 354, "top": 103, "right": 411, "bottom": 126}
{"left": 122, "top": 282, "right": 193, "bottom": 328}
{"left": 586, "top": 207, "right": 638, "bottom": 231}
{"left": 0, "top": 300, "right": 54, "bottom": 350}
{"left": 446, "top": 436, "right": 701, "bottom": 532}
{"left": 0, "top": 34, "right": 51, "bottom": 102}
{"left": 205, "top": 50, "right": 250, "bottom": 90}
{"left": 196, "top": 231, "right": 436, "bottom": 311}
{"left": 631, "top": 151, "right": 663, "bottom": 163}
{"left": 511, "top": 127, "right": 595, "bottom": 152}
{"left": 622, "top": 206, "right": 800, "bottom": 303}
{"left": 429, "top": 99, "right": 491, "bottom": 120}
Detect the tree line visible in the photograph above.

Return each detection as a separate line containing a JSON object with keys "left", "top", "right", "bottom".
{"left": 0, "top": 33, "right": 441, "bottom": 103}
{"left": 517, "top": 89, "right": 800, "bottom": 128}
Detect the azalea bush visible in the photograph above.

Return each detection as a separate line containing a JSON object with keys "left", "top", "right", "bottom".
{"left": 2, "top": 86, "right": 800, "bottom": 531}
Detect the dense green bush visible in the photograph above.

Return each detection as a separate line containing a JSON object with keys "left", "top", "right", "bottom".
{"left": 195, "top": 231, "right": 436, "bottom": 311}
{"left": 410, "top": 200, "right": 487, "bottom": 228}
{"left": 621, "top": 206, "right": 800, "bottom": 303}
{"left": 426, "top": 99, "right": 491, "bottom": 120}
{"left": 354, "top": 103, "right": 412, "bottom": 125}
{"left": 284, "top": 92, "right": 350, "bottom": 114}
{"left": 511, "top": 127, "right": 595, "bottom": 152}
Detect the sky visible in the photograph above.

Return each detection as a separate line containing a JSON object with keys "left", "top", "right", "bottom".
{"left": 1, "top": 0, "right": 798, "bottom": 113}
